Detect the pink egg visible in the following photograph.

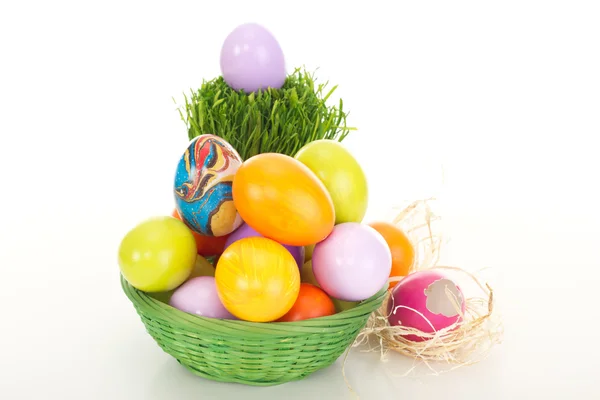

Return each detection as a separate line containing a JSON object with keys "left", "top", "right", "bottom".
{"left": 387, "top": 270, "right": 465, "bottom": 341}
{"left": 169, "top": 276, "right": 237, "bottom": 319}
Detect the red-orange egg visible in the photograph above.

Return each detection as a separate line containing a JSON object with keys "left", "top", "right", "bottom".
{"left": 172, "top": 209, "right": 230, "bottom": 256}
{"left": 277, "top": 283, "right": 336, "bottom": 322}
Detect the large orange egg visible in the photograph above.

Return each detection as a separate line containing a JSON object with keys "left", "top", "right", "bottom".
{"left": 232, "top": 153, "right": 335, "bottom": 246}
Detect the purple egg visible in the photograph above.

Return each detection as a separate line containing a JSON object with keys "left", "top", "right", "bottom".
{"left": 220, "top": 23, "right": 286, "bottom": 93}
{"left": 312, "top": 223, "right": 392, "bottom": 302}
{"left": 169, "top": 276, "right": 236, "bottom": 319}
{"left": 225, "top": 223, "right": 305, "bottom": 268}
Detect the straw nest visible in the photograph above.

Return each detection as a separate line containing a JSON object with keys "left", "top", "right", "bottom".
{"left": 345, "top": 199, "right": 504, "bottom": 379}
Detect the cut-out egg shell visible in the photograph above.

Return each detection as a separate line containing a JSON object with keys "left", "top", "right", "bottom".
{"left": 387, "top": 269, "right": 466, "bottom": 342}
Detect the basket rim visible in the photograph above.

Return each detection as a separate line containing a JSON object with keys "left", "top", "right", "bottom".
{"left": 121, "top": 273, "right": 387, "bottom": 331}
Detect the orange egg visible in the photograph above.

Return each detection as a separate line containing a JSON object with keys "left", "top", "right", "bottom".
{"left": 368, "top": 221, "right": 415, "bottom": 289}
{"left": 172, "top": 209, "right": 230, "bottom": 256}
{"left": 232, "top": 153, "right": 335, "bottom": 246}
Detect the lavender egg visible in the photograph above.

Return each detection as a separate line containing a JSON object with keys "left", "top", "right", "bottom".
{"left": 225, "top": 222, "right": 305, "bottom": 269}
{"left": 312, "top": 223, "right": 392, "bottom": 302}
{"left": 169, "top": 276, "right": 236, "bottom": 319}
{"left": 220, "top": 23, "right": 286, "bottom": 93}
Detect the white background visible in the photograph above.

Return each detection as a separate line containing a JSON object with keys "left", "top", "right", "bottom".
{"left": 1, "top": 1, "right": 599, "bottom": 399}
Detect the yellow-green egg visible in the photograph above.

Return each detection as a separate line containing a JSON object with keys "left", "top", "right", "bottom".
{"left": 331, "top": 297, "right": 360, "bottom": 312}
{"left": 118, "top": 216, "right": 197, "bottom": 293}
{"left": 304, "top": 243, "right": 315, "bottom": 262}
{"left": 147, "top": 291, "right": 173, "bottom": 304}
{"left": 301, "top": 260, "right": 319, "bottom": 286}
{"left": 295, "top": 140, "right": 368, "bottom": 224}
{"left": 189, "top": 255, "right": 216, "bottom": 278}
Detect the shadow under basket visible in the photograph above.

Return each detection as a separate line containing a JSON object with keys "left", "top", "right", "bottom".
{"left": 121, "top": 275, "right": 387, "bottom": 386}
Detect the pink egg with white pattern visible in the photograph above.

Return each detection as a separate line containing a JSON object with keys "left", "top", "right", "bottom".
{"left": 387, "top": 270, "right": 466, "bottom": 341}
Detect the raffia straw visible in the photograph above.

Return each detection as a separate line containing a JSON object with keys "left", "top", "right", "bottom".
{"left": 342, "top": 199, "right": 503, "bottom": 396}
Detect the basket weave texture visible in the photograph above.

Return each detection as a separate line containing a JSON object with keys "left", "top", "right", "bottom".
{"left": 121, "top": 275, "right": 386, "bottom": 386}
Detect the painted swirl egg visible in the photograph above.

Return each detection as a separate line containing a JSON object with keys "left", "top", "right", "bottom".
{"left": 174, "top": 134, "right": 243, "bottom": 237}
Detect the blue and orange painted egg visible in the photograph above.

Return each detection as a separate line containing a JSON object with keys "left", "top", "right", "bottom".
{"left": 174, "top": 134, "right": 243, "bottom": 237}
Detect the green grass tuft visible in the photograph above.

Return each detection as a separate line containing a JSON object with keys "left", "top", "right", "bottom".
{"left": 175, "top": 67, "right": 356, "bottom": 160}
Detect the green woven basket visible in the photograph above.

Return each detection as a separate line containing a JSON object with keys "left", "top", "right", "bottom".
{"left": 121, "top": 274, "right": 386, "bottom": 386}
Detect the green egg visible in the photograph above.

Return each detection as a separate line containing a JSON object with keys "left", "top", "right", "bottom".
{"left": 300, "top": 260, "right": 320, "bottom": 286}
{"left": 304, "top": 243, "right": 315, "bottom": 262}
{"left": 295, "top": 140, "right": 368, "bottom": 224}
{"left": 148, "top": 290, "right": 174, "bottom": 304}
{"left": 331, "top": 297, "right": 360, "bottom": 313}
{"left": 189, "top": 255, "right": 216, "bottom": 278}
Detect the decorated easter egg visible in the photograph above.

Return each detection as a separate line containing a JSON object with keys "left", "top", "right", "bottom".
{"left": 215, "top": 237, "right": 301, "bottom": 322}
{"left": 368, "top": 221, "right": 415, "bottom": 289}
{"left": 174, "top": 134, "right": 243, "bottom": 237}
{"left": 225, "top": 222, "right": 305, "bottom": 268}
{"left": 277, "top": 283, "right": 335, "bottom": 322}
{"left": 295, "top": 140, "right": 368, "bottom": 224}
{"left": 169, "top": 276, "right": 237, "bottom": 319}
{"left": 220, "top": 23, "right": 286, "bottom": 93}
{"left": 172, "top": 209, "right": 230, "bottom": 255}
{"left": 232, "top": 153, "right": 335, "bottom": 246}
{"left": 312, "top": 222, "right": 392, "bottom": 301}
{"left": 118, "top": 216, "right": 197, "bottom": 292}
{"left": 387, "top": 270, "right": 466, "bottom": 342}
